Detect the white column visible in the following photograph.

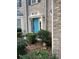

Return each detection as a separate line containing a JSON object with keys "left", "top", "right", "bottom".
{"left": 39, "top": 16, "right": 43, "bottom": 30}
{"left": 28, "top": 18, "right": 32, "bottom": 33}
{"left": 21, "top": 17, "right": 25, "bottom": 34}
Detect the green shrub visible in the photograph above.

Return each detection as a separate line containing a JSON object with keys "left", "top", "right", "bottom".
{"left": 30, "top": 50, "right": 49, "bottom": 59}
{"left": 17, "top": 38, "right": 27, "bottom": 56}
{"left": 37, "top": 30, "right": 52, "bottom": 46}
{"left": 20, "top": 50, "right": 49, "bottom": 59}
{"left": 20, "top": 50, "right": 58, "bottom": 59}
{"left": 17, "top": 28, "right": 22, "bottom": 32}
{"left": 50, "top": 54, "right": 58, "bottom": 59}
{"left": 17, "top": 32, "right": 22, "bottom": 38}
{"left": 19, "top": 54, "right": 30, "bottom": 59}
{"left": 26, "top": 33, "right": 37, "bottom": 44}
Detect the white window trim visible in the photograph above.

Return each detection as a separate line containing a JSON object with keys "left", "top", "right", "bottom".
{"left": 31, "top": 0, "right": 38, "bottom": 5}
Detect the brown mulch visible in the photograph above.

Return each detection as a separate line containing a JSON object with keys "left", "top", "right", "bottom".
{"left": 25, "top": 42, "right": 52, "bottom": 54}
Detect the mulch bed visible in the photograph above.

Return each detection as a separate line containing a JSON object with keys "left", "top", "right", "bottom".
{"left": 25, "top": 42, "right": 52, "bottom": 54}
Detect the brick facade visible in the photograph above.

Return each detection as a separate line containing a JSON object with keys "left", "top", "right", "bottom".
{"left": 53, "top": 0, "right": 61, "bottom": 59}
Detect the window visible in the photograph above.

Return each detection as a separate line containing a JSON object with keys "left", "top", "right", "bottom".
{"left": 28, "top": 0, "right": 41, "bottom": 5}
{"left": 40, "top": 21, "right": 41, "bottom": 30}
{"left": 17, "top": 10, "right": 23, "bottom": 16}
{"left": 28, "top": 0, "right": 31, "bottom": 5}
{"left": 17, "top": 19, "right": 21, "bottom": 28}
{"left": 17, "top": 0, "right": 22, "bottom": 8}
{"left": 32, "top": 0, "right": 37, "bottom": 4}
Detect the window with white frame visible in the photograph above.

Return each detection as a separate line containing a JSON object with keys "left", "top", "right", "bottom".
{"left": 32, "top": 0, "right": 36, "bottom": 4}
{"left": 31, "top": 0, "right": 38, "bottom": 5}
{"left": 17, "top": 0, "right": 22, "bottom": 8}
{"left": 28, "top": 0, "right": 41, "bottom": 5}
{"left": 17, "top": 19, "right": 21, "bottom": 28}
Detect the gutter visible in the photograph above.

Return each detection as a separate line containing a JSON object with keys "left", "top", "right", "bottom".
{"left": 26, "top": 0, "right": 29, "bottom": 33}
{"left": 45, "top": 0, "right": 48, "bottom": 30}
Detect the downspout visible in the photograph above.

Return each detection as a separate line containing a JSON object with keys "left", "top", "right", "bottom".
{"left": 26, "top": 0, "right": 29, "bottom": 33}
{"left": 52, "top": 0, "right": 53, "bottom": 54}
{"left": 45, "top": 0, "right": 48, "bottom": 30}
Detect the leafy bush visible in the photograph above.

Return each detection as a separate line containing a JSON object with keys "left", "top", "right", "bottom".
{"left": 30, "top": 50, "right": 49, "bottom": 59}
{"left": 17, "top": 32, "right": 22, "bottom": 38}
{"left": 19, "top": 54, "right": 30, "bottom": 59}
{"left": 50, "top": 54, "right": 58, "bottom": 59}
{"left": 20, "top": 51, "right": 58, "bottom": 59}
{"left": 20, "top": 50, "right": 58, "bottom": 59}
{"left": 37, "top": 30, "right": 52, "bottom": 46}
{"left": 17, "top": 28, "right": 22, "bottom": 32}
{"left": 17, "top": 28, "right": 22, "bottom": 38}
{"left": 26, "top": 33, "right": 37, "bottom": 44}
{"left": 20, "top": 50, "right": 49, "bottom": 59}
{"left": 17, "top": 38, "right": 27, "bottom": 56}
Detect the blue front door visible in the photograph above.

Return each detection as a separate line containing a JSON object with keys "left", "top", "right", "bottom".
{"left": 33, "top": 18, "right": 40, "bottom": 33}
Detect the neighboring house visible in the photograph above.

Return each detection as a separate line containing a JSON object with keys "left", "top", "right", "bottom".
{"left": 27, "top": 0, "right": 53, "bottom": 33}
{"left": 27, "top": 0, "right": 47, "bottom": 33}
{"left": 17, "top": 0, "right": 52, "bottom": 33}
{"left": 17, "top": 0, "right": 61, "bottom": 59}
{"left": 17, "top": 0, "right": 28, "bottom": 34}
